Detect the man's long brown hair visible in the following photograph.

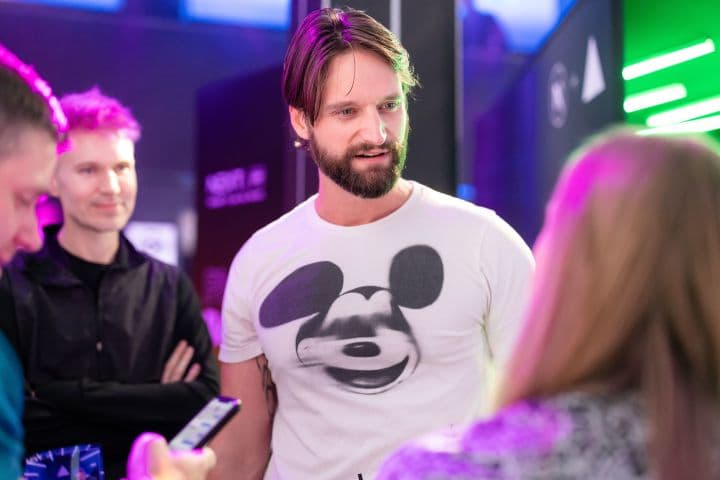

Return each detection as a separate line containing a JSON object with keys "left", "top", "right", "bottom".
{"left": 499, "top": 129, "right": 720, "bottom": 479}
{"left": 282, "top": 7, "right": 418, "bottom": 125}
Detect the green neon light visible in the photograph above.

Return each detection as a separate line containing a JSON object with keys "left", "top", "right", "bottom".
{"left": 638, "top": 113, "right": 720, "bottom": 135}
{"left": 623, "top": 38, "right": 716, "bottom": 80}
{"left": 646, "top": 95, "right": 720, "bottom": 127}
{"left": 623, "top": 84, "right": 687, "bottom": 113}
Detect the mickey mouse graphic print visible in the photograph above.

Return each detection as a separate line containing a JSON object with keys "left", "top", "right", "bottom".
{"left": 220, "top": 182, "right": 534, "bottom": 480}
{"left": 260, "top": 244, "right": 443, "bottom": 394}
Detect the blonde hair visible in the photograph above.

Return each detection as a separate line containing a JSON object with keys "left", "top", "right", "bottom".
{"left": 499, "top": 127, "right": 720, "bottom": 479}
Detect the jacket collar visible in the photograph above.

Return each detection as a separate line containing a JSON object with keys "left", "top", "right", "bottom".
{"left": 15, "top": 224, "right": 148, "bottom": 286}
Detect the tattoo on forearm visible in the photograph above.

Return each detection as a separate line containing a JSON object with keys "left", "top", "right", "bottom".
{"left": 256, "top": 356, "right": 277, "bottom": 417}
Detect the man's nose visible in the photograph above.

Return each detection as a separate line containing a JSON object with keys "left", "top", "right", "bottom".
{"left": 358, "top": 109, "right": 387, "bottom": 146}
{"left": 99, "top": 170, "right": 121, "bottom": 194}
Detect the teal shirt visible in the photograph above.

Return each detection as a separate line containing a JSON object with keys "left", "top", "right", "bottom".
{"left": 0, "top": 331, "right": 23, "bottom": 479}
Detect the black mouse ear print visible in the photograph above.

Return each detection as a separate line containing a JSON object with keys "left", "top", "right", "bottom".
{"left": 389, "top": 245, "right": 444, "bottom": 309}
{"left": 259, "top": 261, "right": 343, "bottom": 328}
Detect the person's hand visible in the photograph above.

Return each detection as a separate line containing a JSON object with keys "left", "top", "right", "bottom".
{"left": 126, "top": 432, "right": 216, "bottom": 480}
{"left": 162, "top": 340, "right": 201, "bottom": 383}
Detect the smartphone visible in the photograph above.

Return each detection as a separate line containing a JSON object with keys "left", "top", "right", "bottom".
{"left": 169, "top": 396, "right": 241, "bottom": 451}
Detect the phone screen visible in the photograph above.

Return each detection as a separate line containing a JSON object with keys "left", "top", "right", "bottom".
{"left": 169, "top": 396, "right": 241, "bottom": 451}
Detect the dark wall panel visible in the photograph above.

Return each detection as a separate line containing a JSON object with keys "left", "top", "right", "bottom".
{"left": 400, "top": 1, "right": 456, "bottom": 194}
{"left": 473, "top": 0, "right": 624, "bottom": 243}
{"left": 193, "top": 67, "right": 289, "bottom": 315}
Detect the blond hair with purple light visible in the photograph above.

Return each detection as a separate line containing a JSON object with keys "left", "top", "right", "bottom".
{"left": 60, "top": 87, "right": 141, "bottom": 141}
{"left": 499, "top": 127, "right": 720, "bottom": 480}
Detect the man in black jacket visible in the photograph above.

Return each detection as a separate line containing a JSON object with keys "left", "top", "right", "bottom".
{"left": 0, "top": 87, "right": 219, "bottom": 479}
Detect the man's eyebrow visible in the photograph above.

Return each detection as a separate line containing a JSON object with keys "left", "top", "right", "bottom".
{"left": 380, "top": 93, "right": 403, "bottom": 102}
{"left": 73, "top": 161, "right": 98, "bottom": 167}
{"left": 324, "top": 93, "right": 404, "bottom": 112}
{"left": 323, "top": 101, "right": 358, "bottom": 112}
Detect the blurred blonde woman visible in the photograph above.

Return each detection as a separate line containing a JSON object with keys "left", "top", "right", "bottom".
{"left": 377, "top": 128, "right": 720, "bottom": 479}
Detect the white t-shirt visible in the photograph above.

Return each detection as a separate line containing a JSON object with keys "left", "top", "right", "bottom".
{"left": 220, "top": 182, "right": 534, "bottom": 480}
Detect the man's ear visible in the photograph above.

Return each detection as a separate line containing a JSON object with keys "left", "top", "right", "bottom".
{"left": 289, "top": 106, "right": 310, "bottom": 141}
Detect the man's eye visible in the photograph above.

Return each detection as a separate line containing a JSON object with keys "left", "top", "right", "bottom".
{"left": 337, "top": 108, "right": 355, "bottom": 117}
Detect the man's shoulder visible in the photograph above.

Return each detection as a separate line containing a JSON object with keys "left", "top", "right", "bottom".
{"left": 414, "top": 181, "right": 491, "bottom": 211}
{"left": 3, "top": 244, "right": 55, "bottom": 279}
{"left": 135, "top": 252, "right": 177, "bottom": 273}
{"left": 124, "top": 246, "right": 184, "bottom": 282}
{"left": 121, "top": 233, "right": 178, "bottom": 270}
{"left": 411, "top": 182, "right": 532, "bottom": 260}
{"left": 242, "top": 196, "right": 315, "bottom": 247}
{"left": 412, "top": 182, "right": 500, "bottom": 225}
{"left": 4, "top": 250, "right": 34, "bottom": 273}
{"left": 223, "top": 197, "right": 316, "bottom": 278}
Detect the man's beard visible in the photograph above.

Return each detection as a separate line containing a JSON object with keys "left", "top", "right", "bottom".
{"left": 308, "top": 131, "right": 407, "bottom": 199}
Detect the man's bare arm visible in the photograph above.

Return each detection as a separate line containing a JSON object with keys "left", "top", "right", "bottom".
{"left": 208, "top": 355, "right": 275, "bottom": 480}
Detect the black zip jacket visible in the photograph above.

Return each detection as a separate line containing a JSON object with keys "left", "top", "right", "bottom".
{"left": 0, "top": 225, "right": 219, "bottom": 479}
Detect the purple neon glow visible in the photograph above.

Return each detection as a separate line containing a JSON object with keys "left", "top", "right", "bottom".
{"left": 377, "top": 400, "right": 571, "bottom": 478}
{"left": 548, "top": 146, "right": 637, "bottom": 223}
{"left": 204, "top": 164, "right": 268, "bottom": 209}
{"left": 35, "top": 195, "right": 63, "bottom": 227}
{"left": 0, "top": 43, "right": 69, "bottom": 153}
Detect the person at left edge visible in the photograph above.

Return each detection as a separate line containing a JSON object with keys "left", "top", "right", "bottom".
{"left": 0, "top": 87, "right": 219, "bottom": 479}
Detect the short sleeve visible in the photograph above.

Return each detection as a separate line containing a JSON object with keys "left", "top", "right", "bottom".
{"left": 218, "top": 246, "right": 264, "bottom": 363}
{"left": 479, "top": 214, "right": 535, "bottom": 368}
